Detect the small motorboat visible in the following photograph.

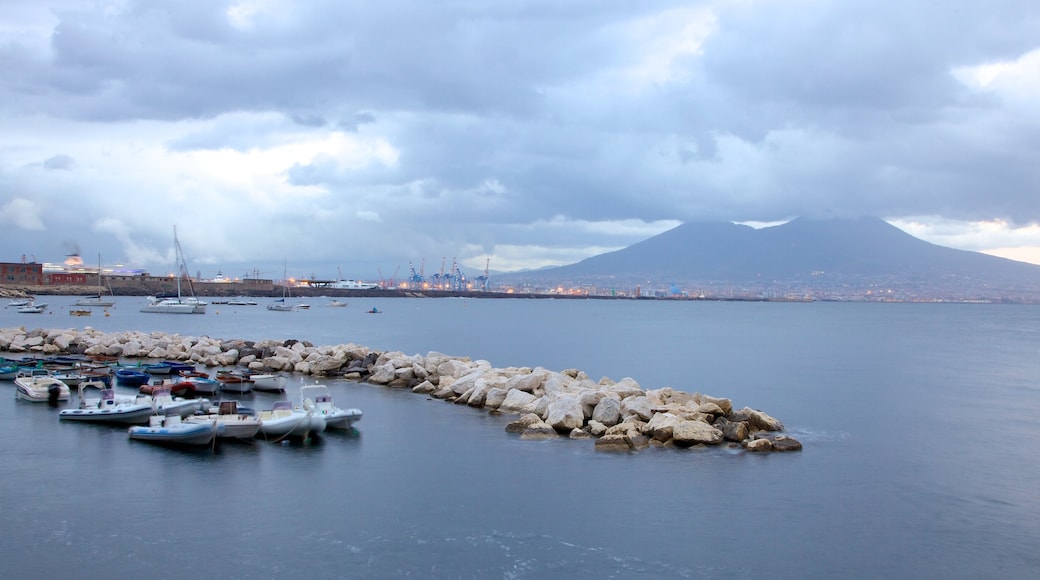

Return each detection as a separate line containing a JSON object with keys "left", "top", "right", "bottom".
{"left": 250, "top": 373, "right": 287, "bottom": 393}
{"left": 256, "top": 400, "right": 325, "bottom": 440}
{"left": 69, "top": 309, "right": 92, "bottom": 317}
{"left": 14, "top": 368, "right": 70, "bottom": 404}
{"left": 328, "top": 299, "right": 347, "bottom": 307}
{"left": 186, "top": 401, "right": 261, "bottom": 440}
{"left": 59, "top": 381, "right": 154, "bottom": 424}
{"left": 299, "top": 384, "right": 362, "bottom": 430}
{"left": 139, "top": 386, "right": 208, "bottom": 418}
{"left": 17, "top": 302, "right": 47, "bottom": 314}
{"left": 6, "top": 298, "right": 33, "bottom": 307}
{"left": 128, "top": 412, "right": 218, "bottom": 446}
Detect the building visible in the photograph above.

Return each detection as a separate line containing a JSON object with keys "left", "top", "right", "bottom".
{"left": 0, "top": 262, "right": 44, "bottom": 285}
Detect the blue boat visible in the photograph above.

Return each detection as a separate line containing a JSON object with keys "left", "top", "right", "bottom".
{"left": 115, "top": 368, "right": 151, "bottom": 387}
{"left": 128, "top": 413, "right": 218, "bottom": 446}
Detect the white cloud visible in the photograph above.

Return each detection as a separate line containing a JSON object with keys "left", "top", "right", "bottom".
{"left": 1, "top": 198, "right": 45, "bottom": 230}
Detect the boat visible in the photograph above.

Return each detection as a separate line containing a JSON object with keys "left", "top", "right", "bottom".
{"left": 250, "top": 373, "right": 287, "bottom": 393}
{"left": 74, "top": 254, "right": 116, "bottom": 307}
{"left": 141, "top": 226, "right": 208, "bottom": 314}
{"left": 14, "top": 368, "right": 71, "bottom": 404}
{"left": 179, "top": 374, "right": 219, "bottom": 396}
{"left": 298, "top": 383, "right": 362, "bottom": 430}
{"left": 114, "top": 368, "right": 151, "bottom": 387}
{"left": 256, "top": 400, "right": 325, "bottom": 439}
{"left": 0, "top": 362, "right": 20, "bottom": 381}
{"left": 139, "top": 386, "right": 209, "bottom": 417}
{"left": 215, "top": 370, "right": 253, "bottom": 394}
{"left": 186, "top": 400, "right": 261, "bottom": 440}
{"left": 58, "top": 381, "right": 154, "bottom": 424}
{"left": 328, "top": 299, "right": 348, "bottom": 307}
{"left": 17, "top": 302, "right": 47, "bottom": 314}
{"left": 139, "top": 378, "right": 196, "bottom": 398}
{"left": 228, "top": 298, "right": 258, "bottom": 306}
{"left": 7, "top": 298, "right": 33, "bottom": 307}
{"left": 330, "top": 279, "right": 379, "bottom": 290}
{"left": 128, "top": 412, "right": 218, "bottom": 446}
{"left": 267, "top": 261, "right": 308, "bottom": 311}
{"left": 50, "top": 369, "right": 87, "bottom": 386}
{"left": 367, "top": 307, "right": 381, "bottom": 314}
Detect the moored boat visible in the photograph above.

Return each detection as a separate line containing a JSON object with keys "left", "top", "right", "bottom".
{"left": 299, "top": 383, "right": 362, "bottom": 430}
{"left": 58, "top": 381, "right": 154, "bottom": 424}
{"left": 115, "top": 368, "right": 151, "bottom": 387}
{"left": 14, "top": 368, "right": 71, "bottom": 403}
{"left": 186, "top": 400, "right": 261, "bottom": 440}
{"left": 256, "top": 400, "right": 325, "bottom": 439}
{"left": 128, "top": 412, "right": 218, "bottom": 446}
{"left": 250, "top": 373, "right": 287, "bottom": 393}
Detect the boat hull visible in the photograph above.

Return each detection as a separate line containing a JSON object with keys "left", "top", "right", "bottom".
{"left": 251, "top": 374, "right": 287, "bottom": 392}
{"left": 128, "top": 422, "right": 217, "bottom": 446}
{"left": 59, "top": 404, "right": 154, "bottom": 424}
{"left": 257, "top": 411, "right": 326, "bottom": 438}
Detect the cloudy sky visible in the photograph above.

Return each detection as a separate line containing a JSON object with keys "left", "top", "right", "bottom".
{"left": 2, "top": 0, "right": 1039, "bottom": 283}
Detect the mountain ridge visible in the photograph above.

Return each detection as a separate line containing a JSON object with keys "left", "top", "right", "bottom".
{"left": 497, "top": 217, "right": 1040, "bottom": 299}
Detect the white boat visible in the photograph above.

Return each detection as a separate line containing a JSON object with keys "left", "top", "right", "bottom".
{"left": 267, "top": 261, "right": 307, "bottom": 311}
{"left": 328, "top": 299, "right": 348, "bottom": 307}
{"left": 228, "top": 298, "right": 258, "bottom": 306}
{"left": 256, "top": 400, "right": 325, "bottom": 439}
{"left": 139, "top": 386, "right": 208, "bottom": 418}
{"left": 250, "top": 373, "right": 287, "bottom": 393}
{"left": 330, "top": 279, "right": 379, "bottom": 290}
{"left": 299, "top": 384, "right": 362, "bottom": 430}
{"left": 128, "top": 412, "right": 218, "bottom": 446}
{"left": 141, "top": 226, "right": 207, "bottom": 314}
{"left": 186, "top": 401, "right": 261, "bottom": 440}
{"left": 7, "top": 298, "right": 34, "bottom": 307}
{"left": 17, "top": 302, "right": 47, "bottom": 314}
{"left": 14, "top": 368, "right": 71, "bottom": 403}
{"left": 58, "top": 381, "right": 154, "bottom": 424}
{"left": 75, "top": 254, "right": 116, "bottom": 307}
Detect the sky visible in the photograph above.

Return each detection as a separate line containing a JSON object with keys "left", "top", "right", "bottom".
{"left": 1, "top": 0, "right": 1039, "bottom": 283}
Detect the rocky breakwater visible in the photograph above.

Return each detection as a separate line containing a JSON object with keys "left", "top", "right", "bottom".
{"left": 1, "top": 326, "right": 800, "bottom": 453}
{"left": 369, "top": 351, "right": 801, "bottom": 453}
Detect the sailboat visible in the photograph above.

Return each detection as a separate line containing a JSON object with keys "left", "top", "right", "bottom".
{"left": 267, "top": 261, "right": 308, "bottom": 311}
{"left": 75, "top": 254, "right": 115, "bottom": 307}
{"left": 141, "top": 226, "right": 208, "bottom": 314}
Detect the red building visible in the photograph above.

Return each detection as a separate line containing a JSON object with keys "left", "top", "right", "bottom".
{"left": 47, "top": 272, "right": 88, "bottom": 285}
{"left": 0, "top": 262, "right": 44, "bottom": 285}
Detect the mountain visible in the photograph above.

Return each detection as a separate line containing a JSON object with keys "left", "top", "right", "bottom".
{"left": 498, "top": 217, "right": 1040, "bottom": 299}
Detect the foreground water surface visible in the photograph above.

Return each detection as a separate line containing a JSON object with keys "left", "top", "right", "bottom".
{"left": 1, "top": 296, "right": 1038, "bottom": 578}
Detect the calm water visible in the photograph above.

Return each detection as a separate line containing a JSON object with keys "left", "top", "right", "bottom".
{"left": 1, "top": 296, "right": 1038, "bottom": 578}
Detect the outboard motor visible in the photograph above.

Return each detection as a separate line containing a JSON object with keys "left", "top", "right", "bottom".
{"left": 47, "top": 384, "right": 61, "bottom": 406}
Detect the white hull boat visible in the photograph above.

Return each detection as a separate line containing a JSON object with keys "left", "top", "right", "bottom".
{"left": 250, "top": 374, "right": 287, "bottom": 392}
{"left": 141, "top": 226, "right": 207, "bottom": 314}
{"left": 186, "top": 401, "right": 260, "bottom": 439}
{"left": 299, "top": 384, "right": 362, "bottom": 430}
{"left": 257, "top": 401, "right": 325, "bottom": 439}
{"left": 14, "top": 369, "right": 70, "bottom": 403}
{"left": 59, "top": 382, "right": 154, "bottom": 424}
{"left": 140, "top": 386, "right": 208, "bottom": 417}
{"left": 128, "top": 413, "right": 218, "bottom": 446}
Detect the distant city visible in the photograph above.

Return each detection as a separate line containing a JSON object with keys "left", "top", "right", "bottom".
{"left": 1, "top": 253, "right": 1036, "bottom": 304}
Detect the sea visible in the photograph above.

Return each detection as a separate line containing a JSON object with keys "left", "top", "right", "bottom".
{"left": 1, "top": 296, "right": 1038, "bottom": 579}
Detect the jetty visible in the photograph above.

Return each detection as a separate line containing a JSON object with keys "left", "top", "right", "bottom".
{"left": 0, "top": 326, "right": 800, "bottom": 453}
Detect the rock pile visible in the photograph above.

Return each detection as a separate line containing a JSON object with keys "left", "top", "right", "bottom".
{"left": 1, "top": 326, "right": 800, "bottom": 453}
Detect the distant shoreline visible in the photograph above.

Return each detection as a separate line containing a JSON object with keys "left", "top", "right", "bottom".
{"left": 0, "top": 284, "right": 1012, "bottom": 304}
